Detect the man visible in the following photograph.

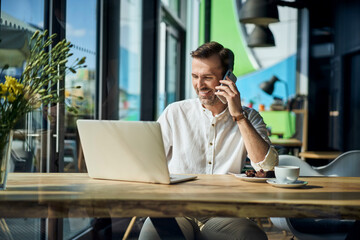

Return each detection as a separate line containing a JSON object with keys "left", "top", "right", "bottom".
{"left": 139, "top": 42, "right": 278, "bottom": 240}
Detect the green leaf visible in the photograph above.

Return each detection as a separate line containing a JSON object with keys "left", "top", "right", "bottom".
{"left": 78, "top": 57, "right": 86, "bottom": 65}
{"left": 31, "top": 31, "right": 40, "bottom": 40}
{"left": 69, "top": 68, "right": 76, "bottom": 74}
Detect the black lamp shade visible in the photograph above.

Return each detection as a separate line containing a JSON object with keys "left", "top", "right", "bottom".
{"left": 247, "top": 25, "right": 275, "bottom": 47}
{"left": 259, "top": 76, "right": 279, "bottom": 95}
{"left": 240, "top": 0, "right": 279, "bottom": 25}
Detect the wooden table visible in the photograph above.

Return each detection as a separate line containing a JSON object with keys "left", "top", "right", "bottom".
{"left": 299, "top": 151, "right": 342, "bottom": 159}
{"left": 271, "top": 138, "right": 302, "bottom": 155}
{"left": 271, "top": 138, "right": 302, "bottom": 148}
{"left": 1, "top": 173, "right": 360, "bottom": 219}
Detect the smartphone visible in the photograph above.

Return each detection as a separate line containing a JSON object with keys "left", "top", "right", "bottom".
{"left": 217, "top": 70, "right": 237, "bottom": 104}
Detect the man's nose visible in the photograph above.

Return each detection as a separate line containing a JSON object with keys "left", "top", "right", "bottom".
{"left": 197, "top": 78, "right": 205, "bottom": 88}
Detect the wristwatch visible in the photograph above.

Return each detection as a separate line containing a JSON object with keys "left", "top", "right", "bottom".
{"left": 232, "top": 110, "right": 247, "bottom": 122}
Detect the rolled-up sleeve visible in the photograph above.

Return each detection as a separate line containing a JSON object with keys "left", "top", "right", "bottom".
{"left": 246, "top": 107, "right": 279, "bottom": 171}
{"left": 250, "top": 146, "right": 279, "bottom": 171}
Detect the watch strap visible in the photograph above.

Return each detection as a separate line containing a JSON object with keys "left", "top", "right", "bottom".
{"left": 232, "top": 110, "right": 247, "bottom": 122}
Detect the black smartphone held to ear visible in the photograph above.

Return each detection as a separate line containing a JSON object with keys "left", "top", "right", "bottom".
{"left": 217, "top": 70, "right": 237, "bottom": 104}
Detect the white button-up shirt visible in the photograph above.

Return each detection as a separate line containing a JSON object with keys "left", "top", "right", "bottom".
{"left": 157, "top": 98, "right": 278, "bottom": 174}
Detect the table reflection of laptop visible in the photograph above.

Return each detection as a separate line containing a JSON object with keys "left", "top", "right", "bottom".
{"left": 77, "top": 120, "right": 197, "bottom": 184}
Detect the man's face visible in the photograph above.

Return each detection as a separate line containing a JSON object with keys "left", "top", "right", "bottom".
{"left": 191, "top": 55, "right": 223, "bottom": 106}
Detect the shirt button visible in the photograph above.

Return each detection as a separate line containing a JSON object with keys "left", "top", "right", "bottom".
{"left": 208, "top": 161, "right": 212, "bottom": 164}
{"left": 209, "top": 142, "right": 213, "bottom": 146}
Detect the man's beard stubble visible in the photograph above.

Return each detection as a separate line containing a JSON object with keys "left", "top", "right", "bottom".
{"left": 196, "top": 88, "right": 220, "bottom": 106}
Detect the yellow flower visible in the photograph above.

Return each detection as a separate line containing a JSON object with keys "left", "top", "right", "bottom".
{"left": 0, "top": 83, "right": 6, "bottom": 95}
{"left": 3, "top": 76, "right": 24, "bottom": 102}
{"left": 5, "top": 76, "right": 24, "bottom": 94}
{"left": 7, "top": 94, "right": 16, "bottom": 102}
{"left": 4, "top": 76, "right": 17, "bottom": 86}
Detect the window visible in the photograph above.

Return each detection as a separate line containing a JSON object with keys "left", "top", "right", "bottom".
{"left": 65, "top": 0, "right": 97, "bottom": 173}
{"left": 1, "top": 1, "right": 47, "bottom": 238}
{"left": 119, "top": 0, "right": 142, "bottom": 120}
{"left": 162, "top": 0, "right": 180, "bottom": 17}
{"left": 1, "top": 0, "right": 45, "bottom": 173}
{"left": 156, "top": 3, "right": 186, "bottom": 118}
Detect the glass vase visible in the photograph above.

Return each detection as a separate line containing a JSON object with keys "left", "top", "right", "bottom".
{"left": 0, "top": 129, "right": 13, "bottom": 190}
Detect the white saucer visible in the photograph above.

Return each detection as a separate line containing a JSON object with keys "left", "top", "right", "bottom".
{"left": 234, "top": 174, "right": 271, "bottom": 183}
{"left": 266, "top": 179, "right": 308, "bottom": 188}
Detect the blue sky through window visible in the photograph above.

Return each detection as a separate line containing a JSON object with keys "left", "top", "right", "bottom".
{"left": 2, "top": 0, "right": 96, "bottom": 68}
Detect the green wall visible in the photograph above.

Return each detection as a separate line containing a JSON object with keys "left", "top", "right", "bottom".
{"left": 199, "top": 0, "right": 256, "bottom": 76}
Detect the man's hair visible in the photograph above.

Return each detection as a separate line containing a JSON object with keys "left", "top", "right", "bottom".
{"left": 190, "top": 41, "right": 234, "bottom": 76}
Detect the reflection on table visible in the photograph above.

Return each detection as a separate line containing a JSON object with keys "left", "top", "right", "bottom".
{"left": 11, "top": 130, "right": 80, "bottom": 173}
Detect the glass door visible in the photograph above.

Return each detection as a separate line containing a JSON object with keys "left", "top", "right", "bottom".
{"left": 156, "top": 3, "right": 186, "bottom": 118}
{"left": 65, "top": 0, "right": 97, "bottom": 174}
{"left": 119, "top": 0, "right": 142, "bottom": 121}
{"left": 1, "top": 1, "right": 47, "bottom": 239}
{"left": 1, "top": 0, "right": 46, "bottom": 174}
{"left": 156, "top": 20, "right": 184, "bottom": 117}
{"left": 165, "top": 26, "right": 181, "bottom": 106}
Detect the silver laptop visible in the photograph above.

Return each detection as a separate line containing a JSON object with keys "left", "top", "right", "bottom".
{"left": 77, "top": 120, "right": 197, "bottom": 184}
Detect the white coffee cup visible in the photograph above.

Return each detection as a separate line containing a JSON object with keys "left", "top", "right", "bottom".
{"left": 274, "top": 166, "right": 300, "bottom": 184}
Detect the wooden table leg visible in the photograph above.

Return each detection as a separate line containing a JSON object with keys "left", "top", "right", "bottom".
{"left": 123, "top": 216, "right": 137, "bottom": 240}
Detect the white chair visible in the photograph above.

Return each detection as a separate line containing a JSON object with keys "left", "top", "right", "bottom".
{"left": 271, "top": 154, "right": 357, "bottom": 240}
{"left": 313, "top": 150, "right": 360, "bottom": 177}
{"left": 270, "top": 217, "right": 355, "bottom": 240}
{"left": 277, "top": 155, "right": 323, "bottom": 176}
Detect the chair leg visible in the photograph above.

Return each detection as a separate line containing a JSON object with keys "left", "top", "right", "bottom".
{"left": 122, "top": 216, "right": 137, "bottom": 240}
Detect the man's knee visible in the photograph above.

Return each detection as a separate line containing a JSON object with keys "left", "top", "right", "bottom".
{"left": 201, "top": 218, "right": 267, "bottom": 240}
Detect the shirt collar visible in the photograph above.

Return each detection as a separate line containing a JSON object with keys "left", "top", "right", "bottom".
{"left": 196, "top": 98, "right": 231, "bottom": 121}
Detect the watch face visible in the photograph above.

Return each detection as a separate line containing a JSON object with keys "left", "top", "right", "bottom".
{"left": 243, "top": 111, "right": 248, "bottom": 118}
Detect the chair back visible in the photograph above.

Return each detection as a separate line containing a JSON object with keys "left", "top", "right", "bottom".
{"left": 313, "top": 150, "right": 360, "bottom": 177}
{"left": 273, "top": 154, "right": 357, "bottom": 240}
{"left": 279, "top": 155, "right": 323, "bottom": 176}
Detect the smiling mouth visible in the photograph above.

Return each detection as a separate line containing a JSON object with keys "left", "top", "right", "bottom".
{"left": 198, "top": 88, "right": 212, "bottom": 96}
